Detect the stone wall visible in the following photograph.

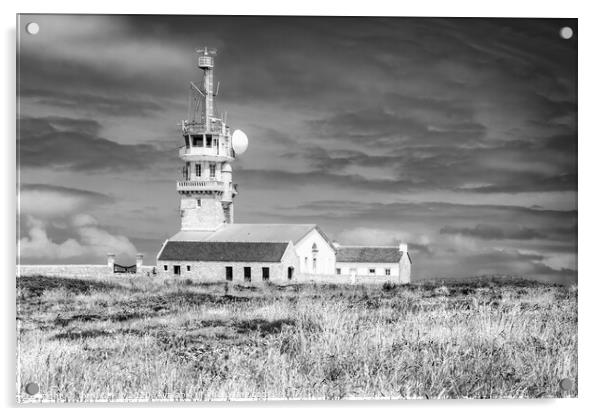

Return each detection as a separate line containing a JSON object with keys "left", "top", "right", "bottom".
{"left": 180, "top": 194, "right": 225, "bottom": 231}
{"left": 157, "top": 258, "right": 298, "bottom": 283}
{"left": 18, "top": 265, "right": 154, "bottom": 279}
{"left": 295, "top": 273, "right": 407, "bottom": 285}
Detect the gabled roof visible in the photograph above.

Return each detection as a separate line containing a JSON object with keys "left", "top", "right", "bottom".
{"left": 158, "top": 241, "right": 289, "bottom": 262}
{"left": 206, "top": 224, "right": 317, "bottom": 243}
{"left": 336, "top": 246, "right": 401, "bottom": 263}
{"left": 169, "top": 223, "right": 334, "bottom": 246}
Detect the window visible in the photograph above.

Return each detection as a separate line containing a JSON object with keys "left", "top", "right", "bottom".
{"left": 312, "top": 258, "right": 317, "bottom": 273}
{"left": 193, "top": 135, "right": 203, "bottom": 147}
{"left": 173, "top": 265, "right": 181, "bottom": 275}
{"left": 225, "top": 266, "right": 233, "bottom": 281}
{"left": 244, "top": 267, "right": 251, "bottom": 282}
{"left": 209, "top": 163, "right": 216, "bottom": 178}
{"left": 186, "top": 265, "right": 191, "bottom": 272}
{"left": 206, "top": 135, "right": 213, "bottom": 147}
{"left": 288, "top": 267, "right": 294, "bottom": 280}
{"left": 197, "top": 199, "right": 202, "bottom": 207}
{"left": 262, "top": 267, "right": 270, "bottom": 281}
{"left": 369, "top": 268, "right": 376, "bottom": 275}
{"left": 195, "top": 163, "right": 201, "bottom": 177}
{"left": 163, "top": 265, "right": 168, "bottom": 271}
{"left": 385, "top": 268, "right": 391, "bottom": 276}
{"left": 336, "top": 268, "right": 341, "bottom": 275}
{"left": 183, "top": 162, "right": 191, "bottom": 180}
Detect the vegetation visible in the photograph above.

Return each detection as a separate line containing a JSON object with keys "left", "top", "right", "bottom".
{"left": 17, "top": 274, "right": 577, "bottom": 401}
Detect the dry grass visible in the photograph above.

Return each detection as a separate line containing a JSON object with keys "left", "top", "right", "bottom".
{"left": 16, "top": 275, "right": 577, "bottom": 401}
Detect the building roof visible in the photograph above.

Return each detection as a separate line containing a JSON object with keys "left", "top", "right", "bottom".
{"left": 336, "top": 246, "right": 402, "bottom": 263}
{"left": 158, "top": 241, "right": 290, "bottom": 262}
{"left": 169, "top": 224, "right": 335, "bottom": 248}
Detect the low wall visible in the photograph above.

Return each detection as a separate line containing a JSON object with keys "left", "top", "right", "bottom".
{"left": 16, "top": 265, "right": 406, "bottom": 286}
{"left": 295, "top": 273, "right": 405, "bottom": 285}
{"left": 17, "top": 265, "right": 154, "bottom": 279}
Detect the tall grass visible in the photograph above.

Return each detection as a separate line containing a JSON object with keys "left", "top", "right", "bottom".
{"left": 16, "top": 275, "right": 577, "bottom": 401}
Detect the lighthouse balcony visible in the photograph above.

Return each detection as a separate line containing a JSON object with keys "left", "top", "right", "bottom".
{"left": 177, "top": 180, "right": 225, "bottom": 193}
{"left": 182, "top": 120, "right": 229, "bottom": 136}
{"left": 179, "top": 146, "right": 234, "bottom": 162}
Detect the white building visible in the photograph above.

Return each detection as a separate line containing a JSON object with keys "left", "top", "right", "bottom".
{"left": 334, "top": 244, "right": 412, "bottom": 284}
{"left": 155, "top": 48, "right": 411, "bottom": 284}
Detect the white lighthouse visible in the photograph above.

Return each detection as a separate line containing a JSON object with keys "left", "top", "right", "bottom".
{"left": 157, "top": 49, "right": 410, "bottom": 284}
{"left": 177, "top": 47, "right": 248, "bottom": 231}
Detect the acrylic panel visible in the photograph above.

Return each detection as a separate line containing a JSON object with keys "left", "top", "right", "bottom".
{"left": 16, "top": 15, "right": 577, "bottom": 402}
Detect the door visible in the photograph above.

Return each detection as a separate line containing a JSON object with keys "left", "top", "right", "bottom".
{"left": 287, "top": 267, "right": 294, "bottom": 280}
{"left": 173, "top": 265, "right": 181, "bottom": 276}
{"left": 244, "top": 267, "right": 251, "bottom": 282}
{"left": 225, "top": 266, "right": 233, "bottom": 281}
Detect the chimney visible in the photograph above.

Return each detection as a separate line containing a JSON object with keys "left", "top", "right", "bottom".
{"left": 107, "top": 253, "right": 115, "bottom": 270}
{"left": 136, "top": 253, "right": 144, "bottom": 269}
{"left": 398, "top": 243, "right": 408, "bottom": 253}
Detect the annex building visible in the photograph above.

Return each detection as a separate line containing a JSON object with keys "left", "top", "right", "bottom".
{"left": 156, "top": 48, "right": 411, "bottom": 284}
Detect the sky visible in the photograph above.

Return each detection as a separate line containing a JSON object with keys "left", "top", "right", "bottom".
{"left": 17, "top": 15, "right": 577, "bottom": 284}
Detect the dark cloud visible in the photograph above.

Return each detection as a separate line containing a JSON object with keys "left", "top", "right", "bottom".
{"left": 19, "top": 183, "right": 113, "bottom": 204}
{"left": 237, "top": 167, "right": 418, "bottom": 193}
{"left": 284, "top": 200, "right": 577, "bottom": 230}
{"left": 20, "top": 87, "right": 164, "bottom": 117}
{"left": 18, "top": 116, "right": 174, "bottom": 172}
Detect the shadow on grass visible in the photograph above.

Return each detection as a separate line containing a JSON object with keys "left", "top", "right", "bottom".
{"left": 52, "top": 328, "right": 114, "bottom": 340}
{"left": 17, "top": 275, "right": 122, "bottom": 297}
{"left": 233, "top": 318, "right": 296, "bottom": 336}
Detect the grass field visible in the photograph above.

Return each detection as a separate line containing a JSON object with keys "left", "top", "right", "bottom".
{"left": 16, "top": 274, "right": 577, "bottom": 401}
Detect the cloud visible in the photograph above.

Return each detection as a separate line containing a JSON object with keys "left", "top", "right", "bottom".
{"left": 20, "top": 88, "right": 164, "bottom": 117}
{"left": 336, "top": 227, "right": 418, "bottom": 246}
{"left": 19, "top": 215, "right": 137, "bottom": 262}
{"left": 440, "top": 224, "right": 546, "bottom": 240}
{"left": 18, "top": 185, "right": 137, "bottom": 263}
{"left": 19, "top": 183, "right": 113, "bottom": 218}
{"left": 18, "top": 116, "right": 173, "bottom": 172}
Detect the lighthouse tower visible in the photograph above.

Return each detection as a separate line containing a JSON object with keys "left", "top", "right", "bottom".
{"left": 177, "top": 47, "right": 248, "bottom": 231}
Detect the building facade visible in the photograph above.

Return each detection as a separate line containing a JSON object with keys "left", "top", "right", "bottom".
{"left": 334, "top": 244, "right": 412, "bottom": 284}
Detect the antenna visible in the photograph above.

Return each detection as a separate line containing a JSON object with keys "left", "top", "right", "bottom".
{"left": 196, "top": 46, "right": 217, "bottom": 56}
{"left": 190, "top": 81, "right": 205, "bottom": 97}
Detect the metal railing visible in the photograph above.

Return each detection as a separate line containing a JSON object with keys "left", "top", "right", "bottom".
{"left": 181, "top": 120, "right": 230, "bottom": 136}
{"left": 177, "top": 180, "right": 225, "bottom": 192}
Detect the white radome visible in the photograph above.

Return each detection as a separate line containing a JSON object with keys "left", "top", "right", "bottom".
{"left": 232, "top": 129, "right": 248, "bottom": 155}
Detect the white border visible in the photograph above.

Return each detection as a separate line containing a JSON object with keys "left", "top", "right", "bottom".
{"left": 3, "top": 1, "right": 600, "bottom": 415}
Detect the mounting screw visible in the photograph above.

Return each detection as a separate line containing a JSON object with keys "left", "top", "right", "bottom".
{"left": 559, "top": 27, "right": 573, "bottom": 40}
{"left": 559, "top": 378, "right": 573, "bottom": 391}
{"left": 25, "top": 22, "right": 40, "bottom": 35}
{"left": 24, "top": 382, "right": 39, "bottom": 395}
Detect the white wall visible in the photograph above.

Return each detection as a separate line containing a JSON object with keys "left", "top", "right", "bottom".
{"left": 294, "top": 229, "right": 336, "bottom": 275}
{"left": 336, "top": 262, "right": 399, "bottom": 277}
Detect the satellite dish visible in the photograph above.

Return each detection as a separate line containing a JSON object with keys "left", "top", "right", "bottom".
{"left": 232, "top": 129, "right": 249, "bottom": 155}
